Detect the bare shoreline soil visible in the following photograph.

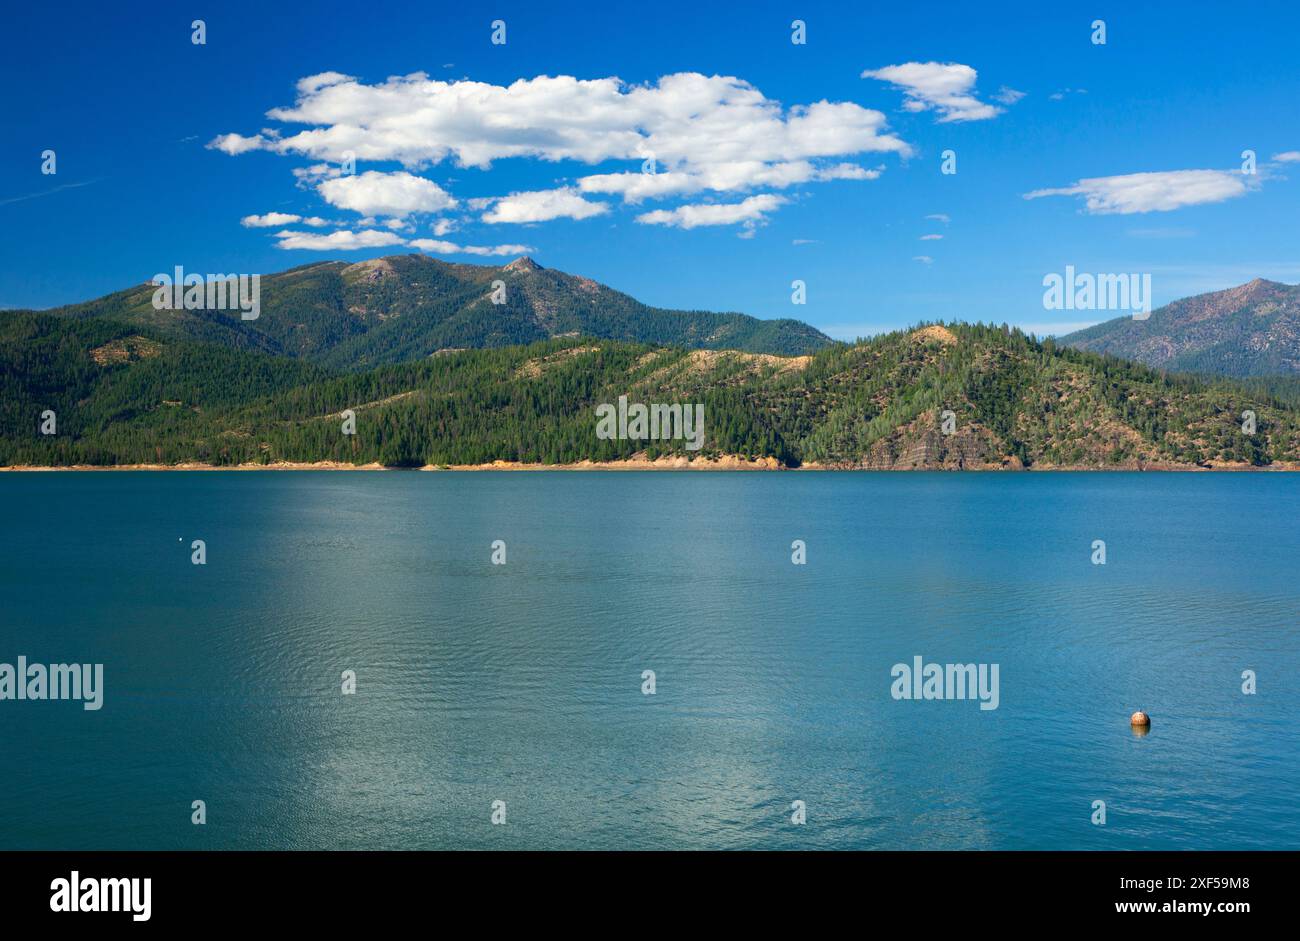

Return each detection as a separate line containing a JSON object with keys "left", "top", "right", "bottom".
{"left": 3, "top": 456, "right": 1297, "bottom": 472}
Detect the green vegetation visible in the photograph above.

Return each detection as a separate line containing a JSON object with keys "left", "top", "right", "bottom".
{"left": 25, "top": 254, "right": 834, "bottom": 365}
{"left": 4, "top": 312, "right": 1299, "bottom": 469}
{"left": 1062, "top": 278, "right": 1300, "bottom": 378}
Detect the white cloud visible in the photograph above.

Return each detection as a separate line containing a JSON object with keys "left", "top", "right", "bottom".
{"left": 577, "top": 160, "right": 882, "bottom": 203}
{"left": 220, "top": 71, "right": 910, "bottom": 169}
{"left": 913, "top": 255, "right": 934, "bottom": 264}
{"left": 862, "top": 62, "right": 1005, "bottom": 122}
{"left": 214, "top": 70, "right": 914, "bottom": 240}
{"left": 208, "top": 132, "right": 269, "bottom": 155}
{"left": 925, "top": 213, "right": 950, "bottom": 224}
{"left": 243, "top": 212, "right": 331, "bottom": 228}
{"left": 1272, "top": 151, "right": 1300, "bottom": 163}
{"left": 273, "top": 228, "right": 407, "bottom": 251}
{"left": 318, "top": 170, "right": 456, "bottom": 218}
{"left": 296, "top": 71, "right": 354, "bottom": 95}
{"left": 293, "top": 163, "right": 345, "bottom": 186}
{"left": 479, "top": 188, "right": 609, "bottom": 224}
{"left": 993, "top": 86, "right": 1026, "bottom": 105}
{"left": 409, "top": 239, "right": 535, "bottom": 257}
{"left": 578, "top": 170, "right": 699, "bottom": 203}
{"left": 431, "top": 218, "right": 458, "bottom": 236}
{"left": 636, "top": 194, "right": 786, "bottom": 230}
{"left": 1024, "top": 169, "right": 1256, "bottom": 214}
{"left": 241, "top": 212, "right": 302, "bottom": 227}
{"left": 919, "top": 234, "right": 943, "bottom": 240}
{"left": 816, "top": 163, "right": 882, "bottom": 181}
{"left": 266, "top": 223, "right": 529, "bottom": 256}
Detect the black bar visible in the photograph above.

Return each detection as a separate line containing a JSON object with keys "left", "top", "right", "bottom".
{"left": 0, "top": 850, "right": 1284, "bottom": 926}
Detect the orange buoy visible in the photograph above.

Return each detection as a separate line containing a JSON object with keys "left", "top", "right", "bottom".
{"left": 1130, "top": 710, "right": 1150, "bottom": 727}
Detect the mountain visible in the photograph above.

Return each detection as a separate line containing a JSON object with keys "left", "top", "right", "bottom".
{"left": 24, "top": 254, "right": 833, "bottom": 365}
{"left": 5, "top": 312, "right": 1298, "bottom": 469}
{"left": 1060, "top": 278, "right": 1300, "bottom": 377}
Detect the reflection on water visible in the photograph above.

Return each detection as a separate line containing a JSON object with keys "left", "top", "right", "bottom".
{"left": 1, "top": 471, "right": 1298, "bottom": 849}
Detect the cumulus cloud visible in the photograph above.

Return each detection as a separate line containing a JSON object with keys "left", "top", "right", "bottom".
{"left": 296, "top": 71, "right": 354, "bottom": 95}
{"left": 993, "top": 86, "right": 1026, "bottom": 105}
{"left": 1272, "top": 151, "right": 1300, "bottom": 163}
{"left": 213, "top": 71, "right": 917, "bottom": 244}
{"left": 317, "top": 170, "right": 456, "bottom": 218}
{"left": 293, "top": 163, "right": 346, "bottom": 186}
{"left": 1023, "top": 169, "right": 1256, "bottom": 214}
{"left": 578, "top": 171, "right": 699, "bottom": 203}
{"left": 268, "top": 223, "right": 531, "bottom": 257}
{"left": 208, "top": 132, "right": 270, "bottom": 155}
{"left": 212, "top": 70, "right": 908, "bottom": 231}
{"left": 862, "top": 62, "right": 1005, "bottom": 122}
{"left": 636, "top": 194, "right": 786, "bottom": 230}
{"left": 241, "top": 212, "right": 303, "bottom": 227}
{"left": 479, "top": 188, "right": 610, "bottom": 224}
{"left": 578, "top": 160, "right": 881, "bottom": 203}
{"left": 243, "top": 212, "right": 330, "bottom": 228}
{"left": 816, "top": 163, "right": 882, "bottom": 181}
{"left": 273, "top": 228, "right": 407, "bottom": 251}
{"left": 408, "top": 239, "right": 535, "bottom": 257}
{"left": 217, "top": 71, "right": 910, "bottom": 170}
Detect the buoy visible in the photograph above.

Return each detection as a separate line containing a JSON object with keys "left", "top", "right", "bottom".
{"left": 1130, "top": 710, "right": 1150, "bottom": 727}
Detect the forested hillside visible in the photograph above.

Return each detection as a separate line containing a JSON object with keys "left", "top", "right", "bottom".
{"left": 1061, "top": 278, "right": 1300, "bottom": 377}
{"left": 23, "top": 254, "right": 833, "bottom": 365}
{"left": 3, "top": 312, "right": 1297, "bottom": 469}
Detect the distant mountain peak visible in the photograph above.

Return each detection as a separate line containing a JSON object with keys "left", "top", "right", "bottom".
{"left": 503, "top": 256, "right": 542, "bottom": 273}
{"left": 1061, "top": 277, "right": 1300, "bottom": 377}
{"left": 1240, "top": 276, "right": 1286, "bottom": 297}
{"left": 36, "top": 252, "right": 833, "bottom": 366}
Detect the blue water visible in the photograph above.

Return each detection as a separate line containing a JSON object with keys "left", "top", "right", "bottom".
{"left": 1, "top": 472, "right": 1297, "bottom": 849}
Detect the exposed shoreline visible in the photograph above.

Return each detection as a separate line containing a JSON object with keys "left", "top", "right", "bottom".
{"left": 3, "top": 457, "right": 1298, "bottom": 472}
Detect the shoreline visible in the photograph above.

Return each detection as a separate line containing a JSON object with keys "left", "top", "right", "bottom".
{"left": 3, "top": 457, "right": 1298, "bottom": 472}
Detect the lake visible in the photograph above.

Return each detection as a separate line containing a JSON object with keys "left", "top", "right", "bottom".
{"left": 1, "top": 471, "right": 1297, "bottom": 849}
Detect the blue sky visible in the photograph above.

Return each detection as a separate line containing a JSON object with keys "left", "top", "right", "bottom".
{"left": 2, "top": 0, "right": 1297, "bottom": 338}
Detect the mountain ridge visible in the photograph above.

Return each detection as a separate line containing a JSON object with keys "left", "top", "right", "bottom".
{"left": 1060, "top": 278, "right": 1300, "bottom": 377}
{"left": 15, "top": 253, "right": 835, "bottom": 365}
{"left": 5, "top": 311, "right": 1300, "bottom": 469}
